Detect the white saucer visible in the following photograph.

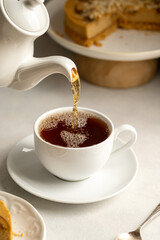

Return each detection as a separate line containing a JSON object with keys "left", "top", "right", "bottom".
{"left": 7, "top": 135, "right": 138, "bottom": 204}
{"left": 0, "top": 191, "right": 46, "bottom": 240}
{"left": 46, "top": 0, "right": 160, "bottom": 61}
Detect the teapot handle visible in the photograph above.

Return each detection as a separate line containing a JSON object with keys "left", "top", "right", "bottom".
{"left": 9, "top": 56, "right": 77, "bottom": 91}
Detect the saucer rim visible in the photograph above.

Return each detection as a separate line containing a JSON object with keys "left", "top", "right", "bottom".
{"left": 7, "top": 134, "right": 139, "bottom": 204}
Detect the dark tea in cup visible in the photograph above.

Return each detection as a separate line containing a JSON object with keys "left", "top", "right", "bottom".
{"left": 38, "top": 111, "right": 110, "bottom": 148}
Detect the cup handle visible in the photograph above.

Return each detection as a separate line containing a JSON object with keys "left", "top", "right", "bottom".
{"left": 111, "top": 124, "right": 137, "bottom": 157}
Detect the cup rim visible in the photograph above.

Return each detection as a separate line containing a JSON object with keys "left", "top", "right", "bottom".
{"left": 34, "top": 107, "right": 114, "bottom": 150}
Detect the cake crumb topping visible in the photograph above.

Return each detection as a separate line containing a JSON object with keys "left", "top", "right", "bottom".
{"left": 75, "top": 0, "right": 160, "bottom": 21}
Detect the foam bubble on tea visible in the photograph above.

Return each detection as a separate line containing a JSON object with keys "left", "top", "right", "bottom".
{"left": 39, "top": 111, "right": 110, "bottom": 148}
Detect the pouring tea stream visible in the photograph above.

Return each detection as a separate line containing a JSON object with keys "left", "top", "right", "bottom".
{"left": 0, "top": 0, "right": 77, "bottom": 90}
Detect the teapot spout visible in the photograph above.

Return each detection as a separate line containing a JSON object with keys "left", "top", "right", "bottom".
{"left": 9, "top": 56, "right": 77, "bottom": 91}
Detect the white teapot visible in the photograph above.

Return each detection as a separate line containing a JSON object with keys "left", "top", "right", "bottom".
{"left": 0, "top": 0, "right": 77, "bottom": 90}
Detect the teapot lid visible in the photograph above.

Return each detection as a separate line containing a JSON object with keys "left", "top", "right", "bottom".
{"left": 3, "top": 0, "right": 49, "bottom": 34}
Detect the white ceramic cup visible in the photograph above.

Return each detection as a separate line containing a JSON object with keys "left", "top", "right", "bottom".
{"left": 34, "top": 107, "right": 137, "bottom": 181}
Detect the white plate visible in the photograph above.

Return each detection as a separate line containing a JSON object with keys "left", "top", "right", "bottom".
{"left": 0, "top": 191, "right": 46, "bottom": 240}
{"left": 7, "top": 135, "right": 138, "bottom": 204}
{"left": 46, "top": 0, "right": 160, "bottom": 61}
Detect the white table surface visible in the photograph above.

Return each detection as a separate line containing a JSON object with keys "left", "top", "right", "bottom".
{"left": 0, "top": 33, "right": 160, "bottom": 240}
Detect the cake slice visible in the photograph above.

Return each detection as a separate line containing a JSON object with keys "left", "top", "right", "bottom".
{"left": 64, "top": 0, "right": 160, "bottom": 47}
{"left": 117, "top": 0, "right": 160, "bottom": 31}
{"left": 64, "top": 0, "right": 118, "bottom": 47}
{"left": 0, "top": 200, "right": 12, "bottom": 240}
